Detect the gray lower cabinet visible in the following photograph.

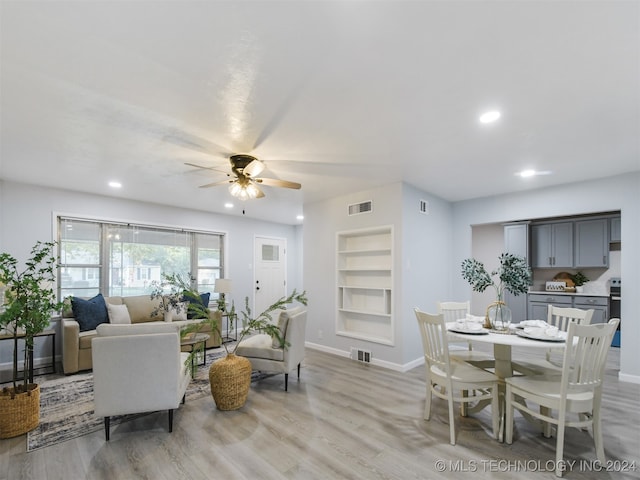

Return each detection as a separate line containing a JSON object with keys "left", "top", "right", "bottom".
{"left": 527, "top": 293, "right": 608, "bottom": 324}
{"left": 573, "top": 296, "right": 608, "bottom": 324}
{"left": 528, "top": 293, "right": 572, "bottom": 320}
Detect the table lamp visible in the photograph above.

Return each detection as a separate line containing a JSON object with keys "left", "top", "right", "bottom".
{"left": 214, "top": 279, "right": 232, "bottom": 311}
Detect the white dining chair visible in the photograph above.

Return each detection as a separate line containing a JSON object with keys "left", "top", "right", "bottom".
{"left": 546, "top": 305, "right": 594, "bottom": 364}
{"left": 505, "top": 318, "right": 619, "bottom": 478}
{"left": 414, "top": 308, "right": 499, "bottom": 445}
{"left": 437, "top": 301, "right": 493, "bottom": 366}
{"left": 513, "top": 305, "right": 595, "bottom": 376}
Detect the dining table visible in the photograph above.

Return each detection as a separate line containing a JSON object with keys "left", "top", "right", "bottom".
{"left": 446, "top": 321, "right": 569, "bottom": 442}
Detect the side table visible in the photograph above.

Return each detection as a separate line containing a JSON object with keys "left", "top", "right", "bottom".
{"left": 0, "top": 329, "right": 56, "bottom": 383}
{"left": 221, "top": 312, "right": 238, "bottom": 343}
{"left": 180, "top": 333, "right": 210, "bottom": 376}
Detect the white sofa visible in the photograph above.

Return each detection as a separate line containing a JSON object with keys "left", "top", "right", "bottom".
{"left": 92, "top": 322, "right": 192, "bottom": 441}
{"left": 62, "top": 294, "right": 221, "bottom": 374}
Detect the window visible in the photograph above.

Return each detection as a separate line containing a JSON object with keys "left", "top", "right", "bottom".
{"left": 58, "top": 218, "right": 225, "bottom": 300}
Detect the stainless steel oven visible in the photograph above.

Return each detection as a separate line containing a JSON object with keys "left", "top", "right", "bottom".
{"left": 610, "top": 277, "right": 621, "bottom": 347}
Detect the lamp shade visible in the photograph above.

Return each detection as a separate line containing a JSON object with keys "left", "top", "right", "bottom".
{"left": 214, "top": 279, "right": 232, "bottom": 294}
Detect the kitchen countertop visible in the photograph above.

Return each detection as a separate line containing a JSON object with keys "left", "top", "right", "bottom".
{"left": 528, "top": 291, "right": 609, "bottom": 297}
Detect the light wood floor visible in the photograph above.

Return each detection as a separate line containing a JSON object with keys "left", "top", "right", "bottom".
{"left": 1, "top": 346, "right": 639, "bottom": 480}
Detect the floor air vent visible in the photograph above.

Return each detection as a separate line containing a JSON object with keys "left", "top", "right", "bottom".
{"left": 348, "top": 200, "right": 372, "bottom": 216}
{"left": 351, "top": 348, "right": 371, "bottom": 363}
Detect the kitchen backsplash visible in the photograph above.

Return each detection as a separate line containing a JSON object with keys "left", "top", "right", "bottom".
{"left": 531, "top": 250, "right": 621, "bottom": 295}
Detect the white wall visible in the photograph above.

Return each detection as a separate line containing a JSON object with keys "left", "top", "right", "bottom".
{"left": 451, "top": 173, "right": 640, "bottom": 382}
{"left": 0, "top": 180, "right": 301, "bottom": 368}
{"left": 303, "top": 183, "right": 403, "bottom": 365}
{"left": 401, "top": 184, "right": 454, "bottom": 365}
{"left": 303, "top": 182, "right": 454, "bottom": 369}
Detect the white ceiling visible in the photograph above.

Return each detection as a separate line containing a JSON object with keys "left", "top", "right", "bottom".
{"left": 1, "top": 1, "right": 639, "bottom": 225}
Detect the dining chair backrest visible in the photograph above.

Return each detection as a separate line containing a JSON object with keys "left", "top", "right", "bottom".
{"left": 437, "top": 301, "right": 470, "bottom": 323}
{"left": 547, "top": 305, "right": 593, "bottom": 331}
{"left": 561, "top": 318, "right": 619, "bottom": 393}
{"left": 414, "top": 309, "right": 451, "bottom": 373}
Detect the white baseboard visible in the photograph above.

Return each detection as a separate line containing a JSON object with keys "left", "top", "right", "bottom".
{"left": 305, "top": 341, "right": 424, "bottom": 373}
{"left": 618, "top": 372, "right": 640, "bottom": 384}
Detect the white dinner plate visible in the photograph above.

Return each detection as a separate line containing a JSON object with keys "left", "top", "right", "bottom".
{"left": 449, "top": 327, "right": 489, "bottom": 335}
{"left": 515, "top": 329, "right": 565, "bottom": 343}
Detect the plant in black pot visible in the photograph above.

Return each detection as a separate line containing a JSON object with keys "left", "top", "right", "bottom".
{"left": 0, "top": 241, "right": 63, "bottom": 438}
{"left": 461, "top": 252, "right": 531, "bottom": 331}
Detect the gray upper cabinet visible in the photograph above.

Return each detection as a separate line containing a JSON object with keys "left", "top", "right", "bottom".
{"left": 574, "top": 218, "right": 609, "bottom": 268}
{"left": 610, "top": 216, "right": 621, "bottom": 243}
{"left": 503, "top": 223, "right": 530, "bottom": 322}
{"left": 532, "top": 222, "right": 573, "bottom": 268}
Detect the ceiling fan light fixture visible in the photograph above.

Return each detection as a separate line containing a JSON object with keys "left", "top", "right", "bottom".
{"left": 229, "top": 180, "right": 259, "bottom": 201}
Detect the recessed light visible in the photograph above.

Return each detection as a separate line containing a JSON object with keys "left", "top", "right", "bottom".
{"left": 108, "top": 181, "right": 122, "bottom": 188}
{"left": 224, "top": 203, "right": 234, "bottom": 209}
{"left": 296, "top": 215, "right": 304, "bottom": 221}
{"left": 516, "top": 169, "right": 552, "bottom": 178}
{"left": 479, "top": 110, "right": 501, "bottom": 124}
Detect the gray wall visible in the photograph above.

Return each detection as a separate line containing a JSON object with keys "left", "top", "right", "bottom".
{"left": 451, "top": 172, "right": 640, "bottom": 382}
{"left": 0, "top": 180, "right": 302, "bottom": 371}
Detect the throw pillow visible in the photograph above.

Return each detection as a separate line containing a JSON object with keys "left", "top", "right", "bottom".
{"left": 71, "top": 293, "right": 109, "bottom": 332}
{"left": 171, "top": 302, "right": 188, "bottom": 321}
{"left": 272, "top": 311, "right": 290, "bottom": 348}
{"left": 184, "top": 292, "right": 211, "bottom": 319}
{"left": 106, "top": 303, "right": 131, "bottom": 324}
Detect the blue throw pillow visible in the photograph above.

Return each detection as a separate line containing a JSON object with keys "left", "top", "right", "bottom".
{"left": 183, "top": 291, "right": 210, "bottom": 319}
{"left": 71, "top": 293, "right": 109, "bottom": 332}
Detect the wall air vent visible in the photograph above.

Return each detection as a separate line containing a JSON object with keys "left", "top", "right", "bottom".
{"left": 419, "top": 199, "right": 429, "bottom": 215}
{"left": 351, "top": 347, "right": 371, "bottom": 363}
{"left": 348, "top": 200, "right": 373, "bottom": 216}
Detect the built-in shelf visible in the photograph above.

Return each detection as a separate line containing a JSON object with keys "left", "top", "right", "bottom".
{"left": 336, "top": 226, "right": 393, "bottom": 345}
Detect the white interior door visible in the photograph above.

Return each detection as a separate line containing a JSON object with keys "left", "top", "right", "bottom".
{"left": 254, "top": 236, "right": 286, "bottom": 316}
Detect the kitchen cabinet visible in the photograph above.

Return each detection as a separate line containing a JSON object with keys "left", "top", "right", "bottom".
{"left": 610, "top": 216, "right": 621, "bottom": 243}
{"left": 574, "top": 218, "right": 608, "bottom": 268}
{"left": 503, "top": 222, "right": 530, "bottom": 322}
{"left": 528, "top": 293, "right": 608, "bottom": 324}
{"left": 531, "top": 222, "right": 573, "bottom": 268}
{"left": 573, "top": 296, "right": 608, "bottom": 324}
{"left": 527, "top": 293, "right": 572, "bottom": 320}
{"left": 336, "top": 226, "right": 393, "bottom": 345}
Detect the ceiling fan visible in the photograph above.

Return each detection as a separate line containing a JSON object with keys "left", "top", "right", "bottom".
{"left": 186, "top": 154, "right": 302, "bottom": 201}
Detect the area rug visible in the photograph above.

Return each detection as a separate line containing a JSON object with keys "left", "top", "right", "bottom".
{"left": 27, "top": 348, "right": 268, "bottom": 451}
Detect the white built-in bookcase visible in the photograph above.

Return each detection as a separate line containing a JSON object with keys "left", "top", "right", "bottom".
{"left": 336, "top": 225, "right": 393, "bottom": 345}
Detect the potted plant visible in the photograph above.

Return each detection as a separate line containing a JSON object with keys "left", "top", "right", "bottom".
{"left": 461, "top": 252, "right": 531, "bottom": 331}
{"left": 149, "top": 272, "right": 189, "bottom": 322}
{"left": 182, "top": 287, "right": 308, "bottom": 410}
{"left": 0, "top": 241, "right": 63, "bottom": 438}
{"left": 570, "top": 271, "right": 589, "bottom": 293}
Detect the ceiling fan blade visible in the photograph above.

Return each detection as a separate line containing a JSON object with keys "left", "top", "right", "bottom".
{"left": 255, "top": 177, "right": 301, "bottom": 189}
{"left": 243, "top": 159, "right": 265, "bottom": 178}
{"left": 184, "top": 162, "right": 228, "bottom": 174}
{"left": 255, "top": 184, "right": 265, "bottom": 198}
{"left": 199, "top": 179, "right": 233, "bottom": 189}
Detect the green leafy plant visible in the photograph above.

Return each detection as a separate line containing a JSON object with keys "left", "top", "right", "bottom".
{"left": 461, "top": 253, "right": 532, "bottom": 301}
{"left": 148, "top": 272, "right": 191, "bottom": 317}
{"left": 570, "top": 271, "right": 589, "bottom": 287}
{"left": 183, "top": 288, "right": 308, "bottom": 356}
{"left": 0, "top": 241, "right": 64, "bottom": 392}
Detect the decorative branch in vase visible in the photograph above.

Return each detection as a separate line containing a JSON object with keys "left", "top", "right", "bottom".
{"left": 461, "top": 253, "right": 531, "bottom": 331}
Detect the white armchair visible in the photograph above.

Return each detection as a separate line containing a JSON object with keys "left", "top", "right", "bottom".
{"left": 92, "top": 323, "right": 191, "bottom": 441}
{"left": 235, "top": 308, "right": 307, "bottom": 391}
